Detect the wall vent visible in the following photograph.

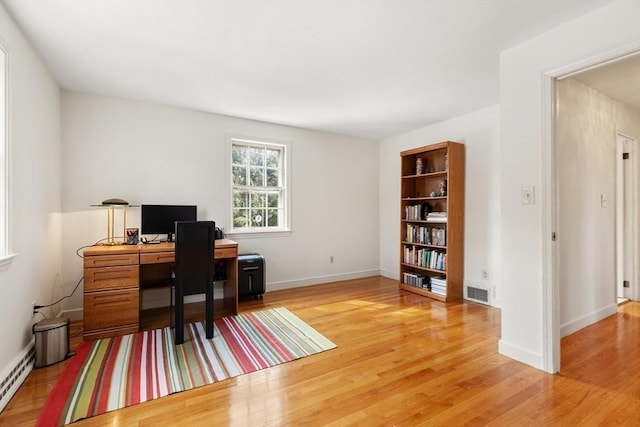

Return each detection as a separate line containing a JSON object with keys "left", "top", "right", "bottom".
{"left": 465, "top": 283, "right": 491, "bottom": 306}
{"left": 0, "top": 343, "right": 35, "bottom": 412}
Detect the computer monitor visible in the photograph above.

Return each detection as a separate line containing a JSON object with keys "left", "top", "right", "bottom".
{"left": 141, "top": 204, "right": 197, "bottom": 241}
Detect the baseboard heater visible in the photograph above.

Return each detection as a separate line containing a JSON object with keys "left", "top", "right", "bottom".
{"left": 464, "top": 282, "right": 491, "bottom": 305}
{"left": 0, "top": 343, "right": 35, "bottom": 412}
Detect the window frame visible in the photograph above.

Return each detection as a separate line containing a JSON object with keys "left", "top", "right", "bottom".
{"left": 226, "top": 135, "right": 292, "bottom": 238}
{"left": 0, "top": 38, "right": 15, "bottom": 268}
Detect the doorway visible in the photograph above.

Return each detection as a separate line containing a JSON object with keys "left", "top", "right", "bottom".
{"left": 549, "top": 51, "right": 640, "bottom": 373}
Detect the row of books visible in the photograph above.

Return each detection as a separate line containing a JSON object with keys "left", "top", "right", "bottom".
{"left": 403, "top": 246, "right": 447, "bottom": 271}
{"left": 402, "top": 272, "right": 448, "bottom": 295}
{"left": 405, "top": 205, "right": 449, "bottom": 223}
{"left": 405, "top": 204, "right": 426, "bottom": 221}
{"left": 430, "top": 276, "right": 447, "bottom": 295}
{"left": 405, "top": 224, "right": 446, "bottom": 246}
{"left": 403, "top": 272, "right": 428, "bottom": 288}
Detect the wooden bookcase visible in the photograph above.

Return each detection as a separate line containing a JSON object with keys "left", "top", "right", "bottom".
{"left": 399, "top": 141, "right": 464, "bottom": 302}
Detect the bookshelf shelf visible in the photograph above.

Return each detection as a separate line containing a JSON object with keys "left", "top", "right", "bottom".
{"left": 401, "top": 241, "right": 446, "bottom": 250}
{"left": 399, "top": 141, "right": 464, "bottom": 301}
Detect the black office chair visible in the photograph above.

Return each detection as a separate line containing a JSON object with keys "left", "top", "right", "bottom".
{"left": 172, "top": 220, "right": 216, "bottom": 345}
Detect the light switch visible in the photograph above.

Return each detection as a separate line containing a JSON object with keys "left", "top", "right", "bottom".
{"left": 521, "top": 186, "right": 535, "bottom": 205}
{"left": 601, "top": 194, "right": 608, "bottom": 208}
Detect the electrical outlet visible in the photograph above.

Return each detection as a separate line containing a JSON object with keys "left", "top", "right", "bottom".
{"left": 329, "top": 256, "right": 334, "bottom": 264}
{"left": 482, "top": 270, "right": 488, "bottom": 280}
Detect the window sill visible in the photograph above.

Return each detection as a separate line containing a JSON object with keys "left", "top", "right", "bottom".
{"left": 0, "top": 253, "right": 17, "bottom": 270}
{"left": 226, "top": 229, "right": 292, "bottom": 239}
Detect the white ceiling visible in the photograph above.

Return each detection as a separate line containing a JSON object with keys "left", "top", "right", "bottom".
{"left": 1, "top": 0, "right": 615, "bottom": 139}
{"left": 571, "top": 54, "right": 640, "bottom": 112}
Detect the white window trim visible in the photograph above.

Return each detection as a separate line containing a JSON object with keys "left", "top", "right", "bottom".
{"left": 225, "top": 134, "right": 292, "bottom": 238}
{"left": 0, "top": 36, "right": 15, "bottom": 268}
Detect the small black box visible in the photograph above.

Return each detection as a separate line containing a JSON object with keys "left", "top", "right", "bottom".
{"left": 238, "top": 253, "right": 265, "bottom": 298}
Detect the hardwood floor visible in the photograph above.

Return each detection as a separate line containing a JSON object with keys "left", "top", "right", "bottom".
{"left": 2, "top": 276, "right": 640, "bottom": 426}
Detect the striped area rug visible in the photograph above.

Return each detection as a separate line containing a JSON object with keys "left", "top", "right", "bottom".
{"left": 37, "top": 307, "right": 336, "bottom": 427}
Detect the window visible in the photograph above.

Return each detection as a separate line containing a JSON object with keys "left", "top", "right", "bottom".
{"left": 0, "top": 41, "right": 13, "bottom": 267}
{"left": 229, "top": 137, "right": 289, "bottom": 234}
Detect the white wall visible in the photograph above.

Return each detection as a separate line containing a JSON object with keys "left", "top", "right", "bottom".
{"left": 557, "top": 78, "right": 640, "bottom": 337}
{"left": 0, "top": 2, "right": 61, "bottom": 393}
{"left": 61, "top": 92, "right": 380, "bottom": 314}
{"left": 499, "top": 0, "right": 640, "bottom": 371}
{"left": 379, "top": 105, "right": 501, "bottom": 305}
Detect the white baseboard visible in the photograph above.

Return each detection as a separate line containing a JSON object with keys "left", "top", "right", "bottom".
{"left": 0, "top": 340, "right": 35, "bottom": 412}
{"left": 560, "top": 303, "right": 618, "bottom": 338}
{"left": 59, "top": 308, "right": 83, "bottom": 321}
{"left": 69, "top": 271, "right": 382, "bottom": 315}
{"left": 267, "top": 269, "right": 380, "bottom": 292}
{"left": 498, "top": 339, "right": 544, "bottom": 371}
{"left": 379, "top": 269, "right": 398, "bottom": 281}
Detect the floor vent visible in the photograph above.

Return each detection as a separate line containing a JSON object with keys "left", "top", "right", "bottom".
{"left": 465, "top": 284, "right": 490, "bottom": 305}
{"left": 0, "top": 343, "right": 35, "bottom": 412}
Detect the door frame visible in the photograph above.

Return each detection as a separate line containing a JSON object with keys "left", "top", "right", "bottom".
{"left": 616, "top": 131, "right": 638, "bottom": 301}
{"left": 541, "top": 46, "right": 640, "bottom": 373}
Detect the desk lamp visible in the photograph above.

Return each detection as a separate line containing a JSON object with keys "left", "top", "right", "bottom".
{"left": 90, "top": 198, "right": 138, "bottom": 245}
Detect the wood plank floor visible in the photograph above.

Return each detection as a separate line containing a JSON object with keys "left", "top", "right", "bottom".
{"left": 2, "top": 276, "right": 639, "bottom": 426}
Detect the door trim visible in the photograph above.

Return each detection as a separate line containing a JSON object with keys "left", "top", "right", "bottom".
{"left": 541, "top": 44, "right": 640, "bottom": 374}
{"left": 616, "top": 132, "right": 638, "bottom": 301}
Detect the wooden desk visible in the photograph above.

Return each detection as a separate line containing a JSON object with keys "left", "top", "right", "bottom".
{"left": 83, "top": 239, "right": 238, "bottom": 341}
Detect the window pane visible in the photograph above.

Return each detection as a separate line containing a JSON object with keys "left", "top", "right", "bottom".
{"left": 230, "top": 139, "right": 286, "bottom": 232}
{"left": 233, "top": 209, "right": 248, "bottom": 228}
{"left": 250, "top": 209, "right": 265, "bottom": 227}
{"left": 233, "top": 190, "right": 249, "bottom": 208}
{"left": 250, "top": 191, "right": 266, "bottom": 208}
{"left": 266, "top": 149, "right": 280, "bottom": 168}
{"left": 249, "top": 167, "right": 264, "bottom": 186}
{"left": 232, "top": 145, "right": 247, "bottom": 165}
{"left": 232, "top": 166, "right": 246, "bottom": 185}
{"left": 267, "top": 192, "right": 279, "bottom": 208}
{"left": 266, "top": 168, "right": 278, "bottom": 187}
{"left": 249, "top": 147, "right": 264, "bottom": 166}
{"left": 267, "top": 209, "right": 279, "bottom": 227}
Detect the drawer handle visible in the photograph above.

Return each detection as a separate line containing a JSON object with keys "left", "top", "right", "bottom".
{"left": 93, "top": 295, "right": 132, "bottom": 307}
{"left": 95, "top": 257, "right": 130, "bottom": 265}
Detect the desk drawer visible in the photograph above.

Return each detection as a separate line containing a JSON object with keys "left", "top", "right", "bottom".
{"left": 216, "top": 247, "right": 237, "bottom": 259}
{"left": 140, "top": 252, "right": 175, "bottom": 264}
{"left": 83, "top": 289, "right": 139, "bottom": 330}
{"left": 84, "top": 253, "right": 139, "bottom": 268}
{"left": 84, "top": 265, "right": 139, "bottom": 291}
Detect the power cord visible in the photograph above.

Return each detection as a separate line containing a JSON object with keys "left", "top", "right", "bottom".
{"left": 37, "top": 234, "right": 158, "bottom": 314}
{"left": 33, "top": 276, "right": 83, "bottom": 314}
{"left": 75, "top": 236, "right": 123, "bottom": 258}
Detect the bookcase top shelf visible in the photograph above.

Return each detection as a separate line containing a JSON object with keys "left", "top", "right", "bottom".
{"left": 400, "top": 141, "right": 452, "bottom": 156}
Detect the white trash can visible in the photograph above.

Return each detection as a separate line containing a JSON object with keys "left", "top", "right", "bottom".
{"left": 33, "top": 318, "right": 70, "bottom": 368}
